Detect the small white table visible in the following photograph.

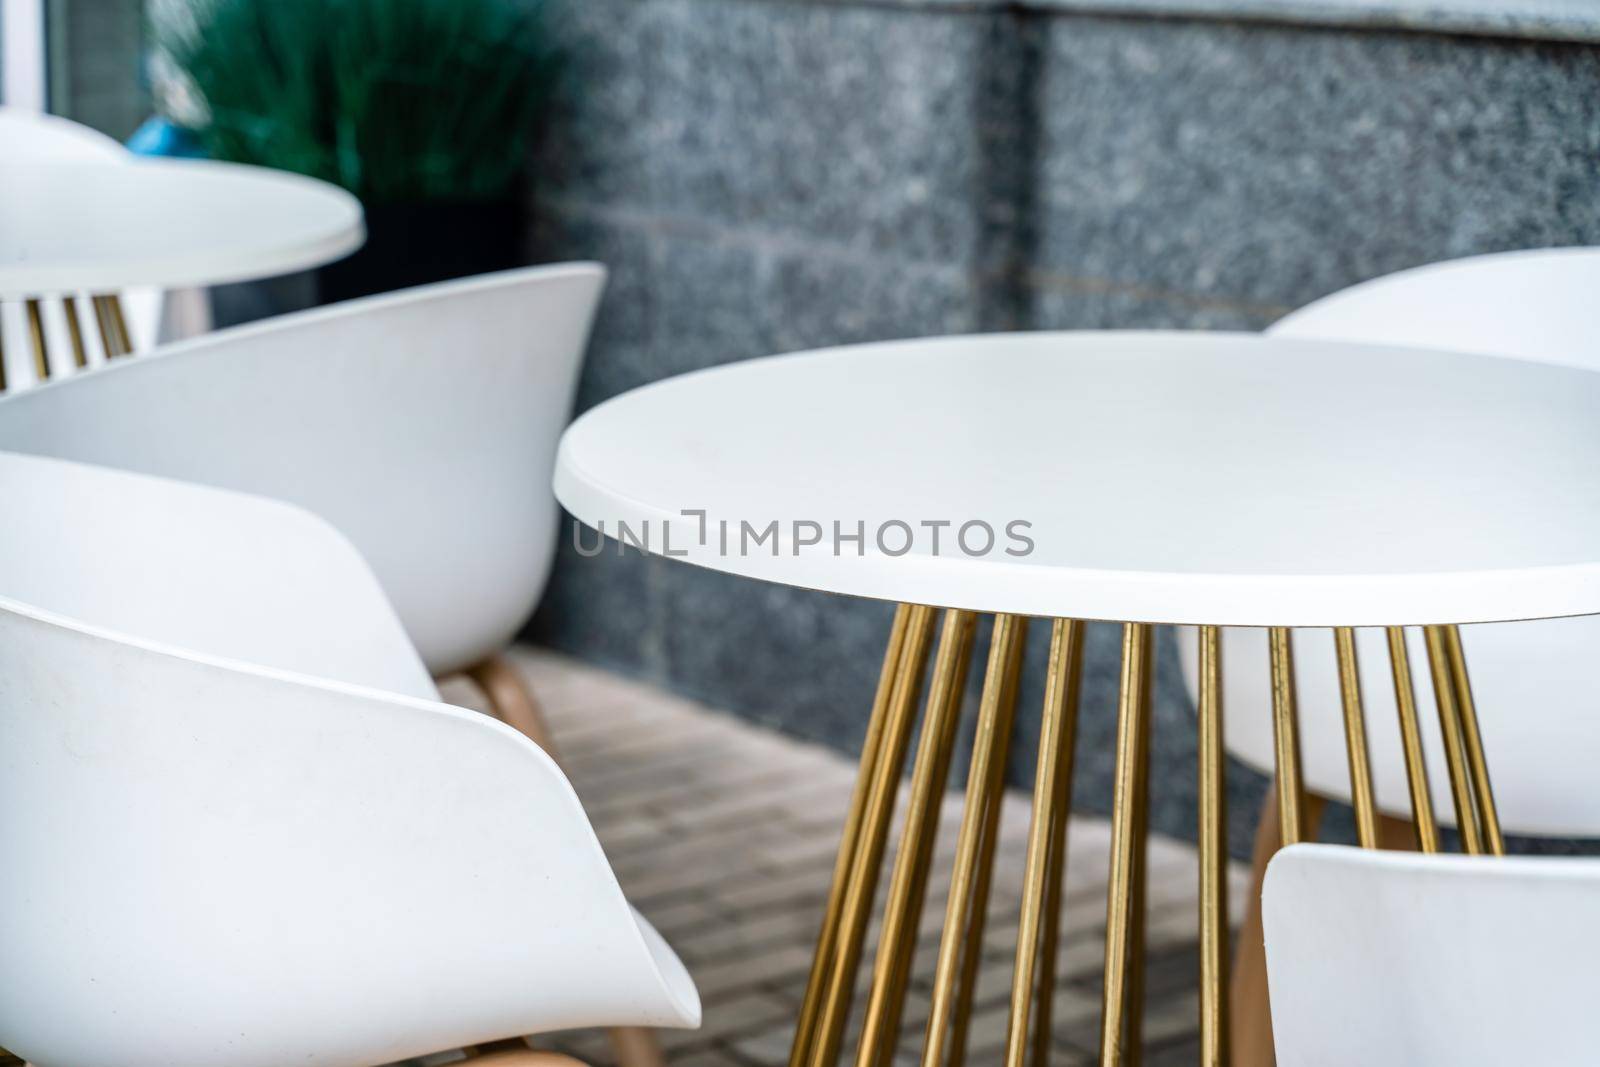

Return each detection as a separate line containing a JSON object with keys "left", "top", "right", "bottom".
{"left": 0, "top": 158, "right": 362, "bottom": 384}
{"left": 556, "top": 331, "right": 1600, "bottom": 1066}
{"left": 0, "top": 159, "right": 363, "bottom": 297}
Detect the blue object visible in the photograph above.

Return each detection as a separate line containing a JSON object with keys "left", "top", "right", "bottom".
{"left": 126, "top": 117, "right": 207, "bottom": 158}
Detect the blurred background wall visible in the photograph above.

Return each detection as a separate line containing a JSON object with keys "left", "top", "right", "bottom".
{"left": 523, "top": 0, "right": 1600, "bottom": 856}
{"left": 37, "top": 0, "right": 148, "bottom": 138}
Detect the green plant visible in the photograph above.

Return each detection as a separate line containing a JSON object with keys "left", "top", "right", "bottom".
{"left": 159, "top": 0, "right": 558, "bottom": 204}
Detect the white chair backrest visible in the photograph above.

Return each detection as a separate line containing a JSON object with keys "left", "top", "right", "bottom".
{"left": 0, "top": 263, "right": 604, "bottom": 676}
{"left": 1263, "top": 844, "right": 1600, "bottom": 1067}
{"left": 0, "top": 450, "right": 434, "bottom": 699}
{"left": 1271, "top": 247, "right": 1600, "bottom": 371}
{"left": 0, "top": 450, "right": 698, "bottom": 1067}
{"left": 0, "top": 106, "right": 163, "bottom": 382}
{"left": 1178, "top": 248, "right": 1600, "bottom": 837}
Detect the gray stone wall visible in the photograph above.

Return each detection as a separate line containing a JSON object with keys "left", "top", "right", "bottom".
{"left": 48, "top": 0, "right": 148, "bottom": 140}
{"left": 524, "top": 0, "right": 1600, "bottom": 857}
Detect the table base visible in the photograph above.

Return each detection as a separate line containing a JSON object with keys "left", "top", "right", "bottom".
{"left": 788, "top": 604, "right": 1503, "bottom": 1067}
{"left": 1, "top": 291, "right": 133, "bottom": 393}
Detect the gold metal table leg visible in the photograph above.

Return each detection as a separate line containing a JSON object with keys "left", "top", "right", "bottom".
{"left": 1268, "top": 627, "right": 1305, "bottom": 846}
{"left": 948, "top": 619, "right": 1029, "bottom": 1067}
{"left": 1099, "top": 622, "right": 1154, "bottom": 1067}
{"left": 92, "top": 293, "right": 133, "bottom": 357}
{"left": 1028, "top": 623, "right": 1079, "bottom": 1067}
{"left": 807, "top": 604, "right": 936, "bottom": 1067}
{"left": 1196, "top": 626, "right": 1228, "bottom": 1067}
{"left": 1443, "top": 625, "right": 1504, "bottom": 855}
{"left": 1004, "top": 619, "right": 1084, "bottom": 1067}
{"left": 24, "top": 298, "right": 50, "bottom": 381}
{"left": 1386, "top": 627, "right": 1440, "bottom": 854}
{"left": 1424, "top": 625, "right": 1483, "bottom": 854}
{"left": 855, "top": 609, "right": 978, "bottom": 1067}
{"left": 922, "top": 614, "right": 1028, "bottom": 1067}
{"left": 1334, "top": 628, "right": 1379, "bottom": 849}
{"left": 1126, "top": 650, "right": 1153, "bottom": 1067}
{"left": 790, "top": 604, "right": 930, "bottom": 1067}
{"left": 61, "top": 295, "right": 89, "bottom": 368}
{"left": 793, "top": 612, "right": 1505, "bottom": 1067}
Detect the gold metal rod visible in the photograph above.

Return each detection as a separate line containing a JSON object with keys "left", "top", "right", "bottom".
{"left": 1386, "top": 628, "right": 1440, "bottom": 853}
{"left": 921, "top": 614, "right": 1028, "bottom": 1067}
{"left": 1268, "top": 627, "right": 1305, "bottom": 846}
{"left": 1334, "top": 628, "right": 1380, "bottom": 848}
{"left": 1126, "top": 636, "right": 1154, "bottom": 1067}
{"left": 61, "top": 295, "right": 89, "bottom": 368}
{"left": 90, "top": 295, "right": 113, "bottom": 358}
{"left": 948, "top": 778, "right": 1002, "bottom": 1067}
{"left": 948, "top": 616, "right": 1029, "bottom": 1067}
{"left": 1424, "top": 625, "right": 1483, "bottom": 855}
{"left": 24, "top": 298, "right": 49, "bottom": 381}
{"left": 90, "top": 295, "right": 122, "bottom": 358}
{"left": 791, "top": 604, "right": 915, "bottom": 1067}
{"left": 810, "top": 604, "right": 938, "bottom": 1067}
{"left": 1196, "top": 626, "right": 1228, "bottom": 1067}
{"left": 855, "top": 610, "right": 978, "bottom": 1067}
{"left": 93, "top": 293, "right": 132, "bottom": 357}
{"left": 1004, "top": 619, "right": 1085, "bottom": 1067}
{"left": 109, "top": 294, "right": 133, "bottom": 354}
{"left": 1099, "top": 622, "right": 1154, "bottom": 1067}
{"left": 1444, "top": 625, "right": 1504, "bottom": 856}
{"left": 1030, "top": 679, "right": 1075, "bottom": 1067}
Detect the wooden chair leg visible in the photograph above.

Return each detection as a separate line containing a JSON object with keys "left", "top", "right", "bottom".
{"left": 457, "top": 655, "right": 671, "bottom": 1067}
{"left": 1377, "top": 810, "right": 1417, "bottom": 851}
{"left": 1229, "top": 788, "right": 1281, "bottom": 1067}
{"left": 468, "top": 1050, "right": 591, "bottom": 1066}
{"left": 466, "top": 653, "right": 562, "bottom": 760}
{"left": 608, "top": 1026, "right": 667, "bottom": 1067}
{"left": 1230, "top": 783, "right": 1326, "bottom": 1067}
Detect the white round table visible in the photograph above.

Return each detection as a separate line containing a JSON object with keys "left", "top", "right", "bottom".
{"left": 558, "top": 331, "right": 1600, "bottom": 1067}
{"left": 0, "top": 158, "right": 363, "bottom": 297}
{"left": 558, "top": 331, "right": 1600, "bottom": 629}
{"left": 0, "top": 158, "right": 362, "bottom": 389}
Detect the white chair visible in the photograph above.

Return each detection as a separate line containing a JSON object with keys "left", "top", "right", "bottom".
{"left": 1177, "top": 246, "right": 1600, "bottom": 1065}
{"left": 0, "top": 449, "right": 699, "bottom": 1067}
{"left": 1270, "top": 245, "right": 1600, "bottom": 370}
{"left": 0, "top": 107, "right": 169, "bottom": 380}
{"left": 1262, "top": 843, "right": 1600, "bottom": 1067}
{"left": 0, "top": 263, "right": 599, "bottom": 730}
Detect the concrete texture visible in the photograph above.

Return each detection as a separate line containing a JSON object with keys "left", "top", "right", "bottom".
{"left": 523, "top": 0, "right": 1600, "bottom": 857}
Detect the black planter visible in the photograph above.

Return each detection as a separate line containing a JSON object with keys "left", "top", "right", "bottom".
{"left": 315, "top": 197, "right": 525, "bottom": 304}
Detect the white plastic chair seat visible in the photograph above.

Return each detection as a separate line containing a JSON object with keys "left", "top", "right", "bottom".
{"left": 0, "top": 450, "right": 698, "bottom": 1067}
{"left": 1263, "top": 844, "right": 1600, "bottom": 1067}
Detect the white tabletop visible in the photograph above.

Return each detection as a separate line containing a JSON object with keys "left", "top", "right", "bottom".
{"left": 0, "top": 158, "right": 364, "bottom": 296}
{"left": 555, "top": 332, "right": 1600, "bottom": 627}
